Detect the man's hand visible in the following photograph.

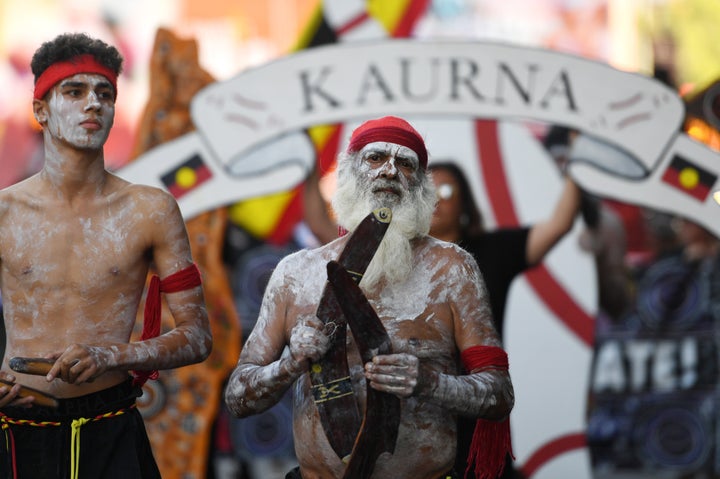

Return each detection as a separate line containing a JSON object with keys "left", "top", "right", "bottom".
{"left": 364, "top": 353, "right": 422, "bottom": 397}
{"left": 0, "top": 371, "right": 34, "bottom": 408}
{"left": 288, "top": 316, "right": 330, "bottom": 368}
{"left": 46, "top": 344, "right": 114, "bottom": 384}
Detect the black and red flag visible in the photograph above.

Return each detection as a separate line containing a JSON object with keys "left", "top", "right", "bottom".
{"left": 160, "top": 153, "right": 213, "bottom": 199}
{"left": 661, "top": 154, "right": 717, "bottom": 202}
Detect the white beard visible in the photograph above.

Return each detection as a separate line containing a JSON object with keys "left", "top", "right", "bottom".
{"left": 331, "top": 154, "right": 437, "bottom": 291}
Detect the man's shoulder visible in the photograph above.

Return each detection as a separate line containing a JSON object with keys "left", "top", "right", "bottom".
{"left": 0, "top": 174, "right": 41, "bottom": 208}
{"left": 273, "top": 240, "right": 346, "bottom": 279}
{"left": 418, "top": 236, "right": 480, "bottom": 270}
{"left": 108, "top": 175, "right": 180, "bottom": 211}
{"left": 266, "top": 243, "right": 337, "bottom": 294}
{"left": 110, "top": 174, "right": 170, "bottom": 198}
{"left": 1, "top": 171, "right": 40, "bottom": 192}
{"left": 277, "top": 242, "right": 337, "bottom": 269}
{"left": 421, "top": 235, "right": 470, "bottom": 257}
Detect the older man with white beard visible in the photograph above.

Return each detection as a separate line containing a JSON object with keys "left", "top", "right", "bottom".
{"left": 224, "top": 116, "right": 514, "bottom": 479}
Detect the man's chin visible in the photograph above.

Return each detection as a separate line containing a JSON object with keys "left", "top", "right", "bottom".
{"left": 371, "top": 192, "right": 402, "bottom": 208}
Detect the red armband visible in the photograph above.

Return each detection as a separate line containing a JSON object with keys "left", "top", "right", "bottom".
{"left": 132, "top": 263, "right": 203, "bottom": 388}
{"left": 461, "top": 345, "right": 513, "bottom": 479}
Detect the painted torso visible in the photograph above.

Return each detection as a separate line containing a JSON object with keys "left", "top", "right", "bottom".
{"left": 0, "top": 174, "right": 168, "bottom": 397}
{"left": 254, "top": 235, "right": 492, "bottom": 478}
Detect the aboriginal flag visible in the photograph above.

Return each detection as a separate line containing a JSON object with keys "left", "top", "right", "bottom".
{"left": 161, "top": 154, "right": 212, "bottom": 199}
{"left": 661, "top": 154, "right": 717, "bottom": 202}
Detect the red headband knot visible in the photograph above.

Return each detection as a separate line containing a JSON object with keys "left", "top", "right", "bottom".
{"left": 33, "top": 54, "right": 118, "bottom": 100}
{"left": 347, "top": 116, "right": 428, "bottom": 169}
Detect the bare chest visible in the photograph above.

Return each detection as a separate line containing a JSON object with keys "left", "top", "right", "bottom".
{"left": 289, "top": 277, "right": 456, "bottom": 359}
{"left": 1, "top": 205, "right": 147, "bottom": 290}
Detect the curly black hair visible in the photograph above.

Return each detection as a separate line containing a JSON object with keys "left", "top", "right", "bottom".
{"left": 30, "top": 32, "right": 123, "bottom": 82}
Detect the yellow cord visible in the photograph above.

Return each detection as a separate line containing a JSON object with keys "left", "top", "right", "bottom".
{"left": 70, "top": 417, "right": 91, "bottom": 479}
{"left": 2, "top": 406, "right": 130, "bottom": 478}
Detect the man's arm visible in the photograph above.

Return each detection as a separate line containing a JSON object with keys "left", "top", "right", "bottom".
{"left": 526, "top": 176, "right": 581, "bottom": 265}
{"left": 364, "top": 247, "right": 514, "bottom": 420}
{"left": 225, "top": 258, "right": 331, "bottom": 417}
{"left": 366, "top": 353, "right": 514, "bottom": 420}
{"left": 123, "top": 189, "right": 212, "bottom": 369}
{"left": 225, "top": 316, "right": 329, "bottom": 418}
{"left": 225, "top": 353, "right": 303, "bottom": 418}
{"left": 0, "top": 371, "right": 35, "bottom": 408}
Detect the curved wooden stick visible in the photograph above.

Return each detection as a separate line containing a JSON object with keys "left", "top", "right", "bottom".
{"left": 0, "top": 379, "right": 59, "bottom": 408}
{"left": 9, "top": 357, "right": 55, "bottom": 376}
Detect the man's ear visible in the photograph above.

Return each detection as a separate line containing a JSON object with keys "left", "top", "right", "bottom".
{"left": 33, "top": 99, "right": 48, "bottom": 126}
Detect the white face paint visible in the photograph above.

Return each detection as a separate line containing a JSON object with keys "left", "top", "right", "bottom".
{"left": 43, "top": 73, "right": 115, "bottom": 150}
{"left": 350, "top": 141, "right": 423, "bottom": 211}
{"left": 358, "top": 142, "right": 420, "bottom": 185}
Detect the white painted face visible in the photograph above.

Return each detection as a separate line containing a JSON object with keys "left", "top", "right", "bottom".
{"left": 353, "top": 142, "right": 422, "bottom": 209}
{"left": 357, "top": 141, "right": 420, "bottom": 185}
{"left": 41, "top": 73, "right": 115, "bottom": 150}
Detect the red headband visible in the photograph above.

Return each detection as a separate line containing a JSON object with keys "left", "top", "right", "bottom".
{"left": 347, "top": 116, "right": 428, "bottom": 169}
{"left": 33, "top": 54, "right": 118, "bottom": 100}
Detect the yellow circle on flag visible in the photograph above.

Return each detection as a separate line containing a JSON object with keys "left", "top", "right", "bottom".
{"left": 176, "top": 166, "right": 197, "bottom": 189}
{"left": 678, "top": 167, "right": 699, "bottom": 189}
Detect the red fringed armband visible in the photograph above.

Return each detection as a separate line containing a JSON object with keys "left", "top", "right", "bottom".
{"left": 460, "top": 345, "right": 513, "bottom": 479}
{"left": 132, "top": 263, "right": 203, "bottom": 388}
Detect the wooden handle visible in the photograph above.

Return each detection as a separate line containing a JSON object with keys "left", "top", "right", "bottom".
{"left": 9, "top": 357, "right": 55, "bottom": 376}
{"left": 0, "top": 379, "right": 59, "bottom": 408}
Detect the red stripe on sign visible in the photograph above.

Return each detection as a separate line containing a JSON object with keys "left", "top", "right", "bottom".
{"left": 525, "top": 267, "right": 594, "bottom": 346}
{"left": 475, "top": 119, "right": 518, "bottom": 226}
{"left": 519, "top": 432, "right": 587, "bottom": 478}
{"left": 475, "top": 119, "right": 594, "bottom": 347}
{"left": 392, "top": 0, "right": 432, "bottom": 37}
{"left": 336, "top": 12, "right": 370, "bottom": 36}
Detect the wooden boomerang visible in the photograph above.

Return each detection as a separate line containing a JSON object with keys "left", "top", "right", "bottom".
{"left": 310, "top": 208, "right": 392, "bottom": 459}
{"left": 326, "top": 260, "right": 400, "bottom": 479}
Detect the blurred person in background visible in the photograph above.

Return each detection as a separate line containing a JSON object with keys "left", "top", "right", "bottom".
{"left": 428, "top": 125, "right": 586, "bottom": 477}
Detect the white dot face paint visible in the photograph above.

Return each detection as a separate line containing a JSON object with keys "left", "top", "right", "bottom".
{"left": 43, "top": 73, "right": 115, "bottom": 150}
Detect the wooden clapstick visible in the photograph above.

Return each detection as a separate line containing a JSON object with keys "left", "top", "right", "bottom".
{"left": 9, "top": 357, "right": 55, "bottom": 376}
{"left": 0, "top": 379, "right": 59, "bottom": 408}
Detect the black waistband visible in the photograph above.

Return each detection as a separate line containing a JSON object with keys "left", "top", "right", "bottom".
{"left": 285, "top": 466, "right": 458, "bottom": 478}
{"left": 0, "top": 378, "right": 141, "bottom": 420}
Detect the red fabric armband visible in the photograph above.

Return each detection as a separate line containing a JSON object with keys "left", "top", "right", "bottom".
{"left": 132, "top": 263, "right": 203, "bottom": 387}
{"left": 460, "top": 345, "right": 513, "bottom": 479}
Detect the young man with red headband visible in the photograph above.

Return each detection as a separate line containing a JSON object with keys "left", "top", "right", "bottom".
{"left": 0, "top": 33, "right": 212, "bottom": 478}
{"left": 224, "top": 116, "right": 514, "bottom": 479}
